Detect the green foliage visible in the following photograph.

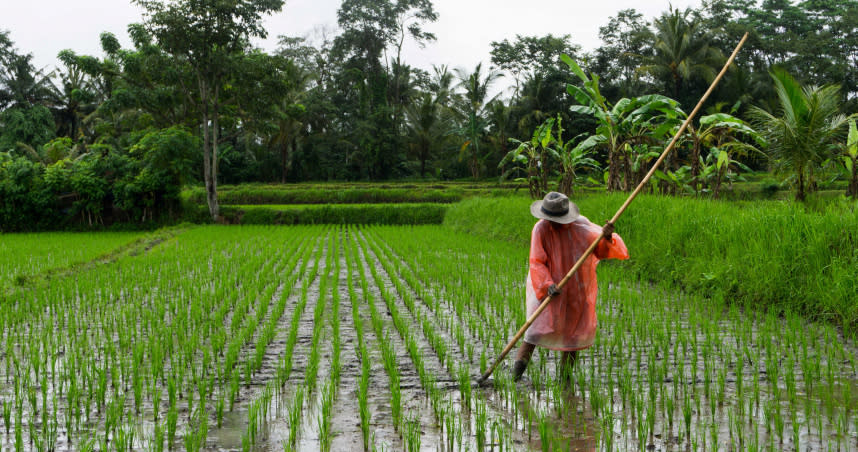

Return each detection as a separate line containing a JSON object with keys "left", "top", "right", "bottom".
{"left": 638, "top": 6, "right": 723, "bottom": 107}
{"left": 0, "top": 153, "right": 59, "bottom": 231}
{"left": 445, "top": 194, "right": 858, "bottom": 329}
{"left": 0, "top": 128, "right": 196, "bottom": 230}
{"left": 0, "top": 106, "right": 56, "bottom": 151}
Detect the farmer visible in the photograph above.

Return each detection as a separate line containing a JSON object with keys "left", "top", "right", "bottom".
{"left": 512, "top": 191, "right": 629, "bottom": 382}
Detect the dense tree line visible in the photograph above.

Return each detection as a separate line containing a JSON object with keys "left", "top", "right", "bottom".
{"left": 2, "top": 0, "right": 858, "bottom": 228}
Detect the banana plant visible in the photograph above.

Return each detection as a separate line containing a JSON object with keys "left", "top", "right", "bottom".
{"left": 552, "top": 115, "right": 600, "bottom": 196}
{"left": 562, "top": 54, "right": 684, "bottom": 192}
{"left": 844, "top": 119, "right": 858, "bottom": 198}
{"left": 686, "top": 112, "right": 763, "bottom": 194}
{"left": 699, "top": 147, "right": 753, "bottom": 198}
{"left": 653, "top": 165, "right": 694, "bottom": 194}
{"left": 498, "top": 117, "right": 556, "bottom": 199}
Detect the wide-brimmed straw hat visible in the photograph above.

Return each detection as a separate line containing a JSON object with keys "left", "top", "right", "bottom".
{"left": 530, "top": 191, "right": 580, "bottom": 224}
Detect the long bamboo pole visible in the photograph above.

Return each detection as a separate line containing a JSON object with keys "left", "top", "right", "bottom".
{"left": 477, "top": 32, "right": 749, "bottom": 385}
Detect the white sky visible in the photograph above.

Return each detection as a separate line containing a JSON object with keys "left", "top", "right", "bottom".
{"left": 3, "top": 0, "right": 702, "bottom": 92}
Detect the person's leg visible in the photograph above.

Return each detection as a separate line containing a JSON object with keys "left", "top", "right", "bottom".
{"left": 512, "top": 341, "right": 536, "bottom": 381}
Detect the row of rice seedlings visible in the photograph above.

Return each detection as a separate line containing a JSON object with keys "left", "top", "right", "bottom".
{"left": 282, "top": 228, "right": 332, "bottom": 451}
{"left": 346, "top": 231, "right": 404, "bottom": 434}
{"left": 355, "top": 229, "right": 461, "bottom": 446}
{"left": 239, "top": 232, "right": 322, "bottom": 450}
{"left": 366, "top": 226, "right": 522, "bottom": 358}
{"left": 357, "top": 226, "right": 496, "bottom": 450}
{"left": 318, "top": 230, "right": 342, "bottom": 452}
{"left": 343, "top": 226, "right": 374, "bottom": 450}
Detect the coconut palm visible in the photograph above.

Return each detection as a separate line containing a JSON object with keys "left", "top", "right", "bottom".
{"left": 404, "top": 91, "right": 452, "bottom": 178}
{"left": 454, "top": 63, "right": 503, "bottom": 179}
{"left": 0, "top": 49, "right": 55, "bottom": 110}
{"left": 638, "top": 7, "right": 722, "bottom": 106}
{"left": 748, "top": 68, "right": 851, "bottom": 201}
{"left": 268, "top": 62, "right": 312, "bottom": 182}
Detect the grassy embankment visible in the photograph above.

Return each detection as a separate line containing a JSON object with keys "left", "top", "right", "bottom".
{"left": 181, "top": 182, "right": 524, "bottom": 225}
{"left": 445, "top": 194, "right": 858, "bottom": 333}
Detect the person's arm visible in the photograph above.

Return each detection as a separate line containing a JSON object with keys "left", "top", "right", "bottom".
{"left": 529, "top": 222, "right": 555, "bottom": 299}
{"left": 594, "top": 222, "right": 629, "bottom": 260}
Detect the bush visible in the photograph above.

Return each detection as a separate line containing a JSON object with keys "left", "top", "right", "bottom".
{"left": 0, "top": 153, "right": 61, "bottom": 231}
{"left": 760, "top": 179, "right": 781, "bottom": 198}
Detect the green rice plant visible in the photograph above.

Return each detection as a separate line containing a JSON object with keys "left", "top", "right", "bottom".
{"left": 457, "top": 364, "right": 472, "bottom": 412}
{"left": 682, "top": 391, "right": 692, "bottom": 441}
{"left": 537, "top": 410, "right": 551, "bottom": 452}
{"left": 474, "top": 399, "right": 488, "bottom": 450}
{"left": 403, "top": 413, "right": 421, "bottom": 452}
{"left": 318, "top": 383, "right": 333, "bottom": 452}
{"left": 166, "top": 405, "right": 177, "bottom": 451}
{"left": 287, "top": 387, "right": 304, "bottom": 447}
{"left": 152, "top": 421, "right": 165, "bottom": 452}
{"left": 2, "top": 399, "right": 10, "bottom": 434}
{"left": 358, "top": 358, "right": 371, "bottom": 451}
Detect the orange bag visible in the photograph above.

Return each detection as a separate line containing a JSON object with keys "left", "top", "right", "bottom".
{"left": 523, "top": 217, "right": 629, "bottom": 351}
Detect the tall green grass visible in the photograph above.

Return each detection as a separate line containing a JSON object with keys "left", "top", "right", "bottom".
{"left": 445, "top": 194, "right": 858, "bottom": 331}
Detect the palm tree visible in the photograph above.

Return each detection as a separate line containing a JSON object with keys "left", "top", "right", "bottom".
{"left": 47, "top": 62, "right": 98, "bottom": 141}
{"left": 0, "top": 52, "right": 55, "bottom": 109}
{"left": 404, "top": 91, "right": 451, "bottom": 177}
{"left": 748, "top": 68, "right": 851, "bottom": 201}
{"left": 269, "top": 62, "right": 312, "bottom": 182}
{"left": 638, "top": 7, "right": 722, "bottom": 106}
{"left": 454, "top": 63, "right": 503, "bottom": 179}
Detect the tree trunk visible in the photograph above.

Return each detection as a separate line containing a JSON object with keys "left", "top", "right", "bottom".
{"left": 201, "top": 84, "right": 219, "bottom": 222}
{"left": 281, "top": 142, "right": 289, "bottom": 184}
{"left": 690, "top": 132, "right": 701, "bottom": 193}
{"left": 202, "top": 79, "right": 220, "bottom": 222}
{"left": 419, "top": 142, "right": 428, "bottom": 178}
{"left": 713, "top": 166, "right": 724, "bottom": 200}
{"left": 796, "top": 167, "right": 806, "bottom": 202}
{"left": 607, "top": 145, "right": 620, "bottom": 192}
{"left": 849, "top": 159, "right": 858, "bottom": 198}
{"left": 622, "top": 152, "right": 632, "bottom": 191}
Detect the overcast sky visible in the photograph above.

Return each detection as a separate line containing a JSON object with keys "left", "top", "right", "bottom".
{"left": 4, "top": 0, "right": 702, "bottom": 90}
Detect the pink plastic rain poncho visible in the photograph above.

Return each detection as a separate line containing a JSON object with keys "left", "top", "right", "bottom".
{"left": 523, "top": 216, "right": 629, "bottom": 351}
